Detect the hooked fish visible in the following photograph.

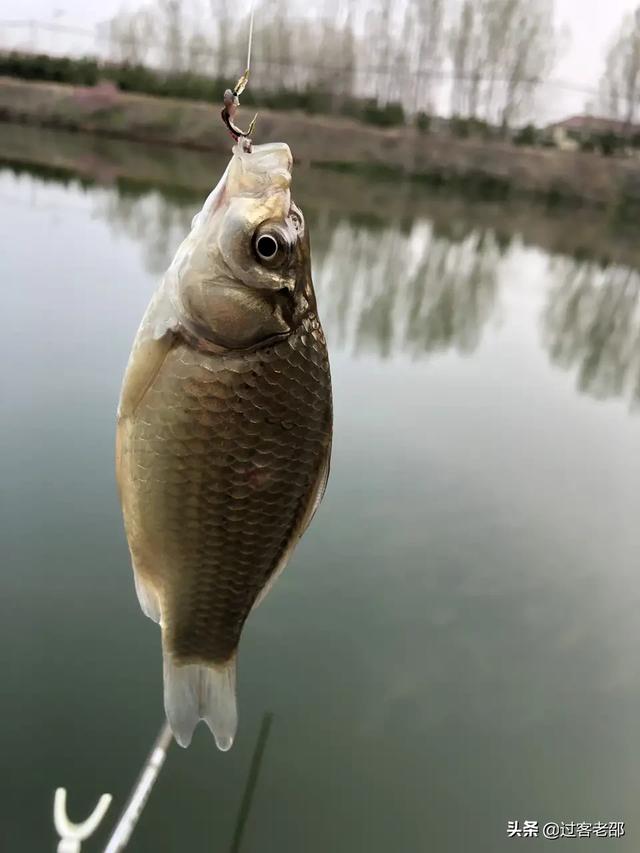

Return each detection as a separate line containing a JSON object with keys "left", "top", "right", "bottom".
{"left": 116, "top": 142, "right": 332, "bottom": 750}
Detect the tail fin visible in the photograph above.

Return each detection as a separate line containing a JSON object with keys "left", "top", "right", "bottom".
{"left": 162, "top": 652, "right": 237, "bottom": 751}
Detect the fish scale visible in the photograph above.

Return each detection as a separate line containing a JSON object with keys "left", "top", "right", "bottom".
{"left": 125, "top": 317, "right": 331, "bottom": 664}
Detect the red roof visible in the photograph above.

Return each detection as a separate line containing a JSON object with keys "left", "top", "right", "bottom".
{"left": 549, "top": 115, "right": 640, "bottom": 135}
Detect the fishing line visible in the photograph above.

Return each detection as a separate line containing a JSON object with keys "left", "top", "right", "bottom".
{"left": 246, "top": 0, "right": 255, "bottom": 74}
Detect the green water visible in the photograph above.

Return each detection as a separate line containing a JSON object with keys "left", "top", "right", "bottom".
{"left": 1, "top": 127, "right": 640, "bottom": 852}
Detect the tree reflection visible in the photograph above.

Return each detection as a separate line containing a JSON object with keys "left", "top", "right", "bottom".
{"left": 543, "top": 259, "right": 640, "bottom": 409}
{"left": 100, "top": 190, "right": 197, "bottom": 275}
{"left": 94, "top": 183, "right": 640, "bottom": 394}
{"left": 97, "top": 184, "right": 506, "bottom": 360}
{"left": 314, "top": 218, "right": 503, "bottom": 358}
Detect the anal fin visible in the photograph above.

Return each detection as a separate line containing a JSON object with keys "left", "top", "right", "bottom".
{"left": 134, "top": 571, "right": 161, "bottom": 623}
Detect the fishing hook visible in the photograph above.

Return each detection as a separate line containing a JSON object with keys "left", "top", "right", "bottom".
{"left": 222, "top": 71, "right": 258, "bottom": 145}
{"left": 221, "top": 3, "right": 257, "bottom": 147}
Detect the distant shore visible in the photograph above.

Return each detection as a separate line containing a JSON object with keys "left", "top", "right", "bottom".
{"left": 1, "top": 76, "right": 639, "bottom": 219}
{"left": 1, "top": 121, "right": 638, "bottom": 275}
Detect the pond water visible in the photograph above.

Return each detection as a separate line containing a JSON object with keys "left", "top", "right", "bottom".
{"left": 1, "top": 127, "right": 640, "bottom": 852}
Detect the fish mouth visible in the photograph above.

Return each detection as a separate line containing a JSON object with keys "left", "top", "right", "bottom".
{"left": 227, "top": 141, "right": 293, "bottom": 201}
{"left": 192, "top": 142, "right": 293, "bottom": 230}
{"left": 222, "top": 143, "right": 294, "bottom": 227}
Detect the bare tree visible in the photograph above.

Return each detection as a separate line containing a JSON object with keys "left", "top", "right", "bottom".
{"left": 405, "top": 0, "right": 445, "bottom": 112}
{"left": 498, "top": 0, "right": 556, "bottom": 127}
{"left": 600, "top": 7, "right": 640, "bottom": 124}
{"left": 158, "top": 0, "right": 186, "bottom": 72}
{"left": 248, "top": 0, "right": 293, "bottom": 90}
{"left": 448, "top": 0, "right": 556, "bottom": 126}
{"left": 108, "top": 7, "right": 154, "bottom": 66}
{"left": 358, "top": 0, "right": 409, "bottom": 105}
{"left": 481, "top": 0, "right": 513, "bottom": 119}
{"left": 448, "top": 1, "right": 482, "bottom": 118}
{"left": 105, "top": 0, "right": 557, "bottom": 127}
{"left": 209, "top": 0, "right": 234, "bottom": 79}
{"left": 186, "top": 32, "right": 212, "bottom": 75}
{"left": 338, "top": 5, "right": 357, "bottom": 98}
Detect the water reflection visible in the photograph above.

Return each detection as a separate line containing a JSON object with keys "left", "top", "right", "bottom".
{"left": 3, "top": 151, "right": 640, "bottom": 852}
{"left": 99, "top": 187, "right": 505, "bottom": 360}
{"left": 100, "top": 191, "right": 194, "bottom": 275}
{"left": 314, "top": 221, "right": 503, "bottom": 358}
{"left": 8, "top": 158, "right": 640, "bottom": 410}
{"left": 544, "top": 259, "right": 640, "bottom": 409}
{"left": 89, "top": 182, "right": 640, "bottom": 406}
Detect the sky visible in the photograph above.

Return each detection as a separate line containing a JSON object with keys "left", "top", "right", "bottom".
{"left": 554, "top": 0, "right": 636, "bottom": 102}
{"left": 0, "top": 0, "right": 638, "bottom": 121}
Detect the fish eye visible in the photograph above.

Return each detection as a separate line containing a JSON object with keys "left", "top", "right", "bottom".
{"left": 256, "top": 235, "right": 278, "bottom": 259}
{"left": 255, "top": 233, "right": 280, "bottom": 262}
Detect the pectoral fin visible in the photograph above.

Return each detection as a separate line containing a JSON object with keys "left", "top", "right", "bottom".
{"left": 116, "top": 285, "right": 178, "bottom": 495}
{"left": 116, "top": 288, "right": 179, "bottom": 622}
{"left": 117, "top": 332, "right": 175, "bottom": 420}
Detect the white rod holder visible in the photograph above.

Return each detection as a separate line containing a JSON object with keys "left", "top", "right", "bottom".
{"left": 53, "top": 787, "right": 112, "bottom": 853}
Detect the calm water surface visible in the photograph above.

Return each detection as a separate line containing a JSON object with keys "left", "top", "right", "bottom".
{"left": 1, "top": 132, "right": 640, "bottom": 852}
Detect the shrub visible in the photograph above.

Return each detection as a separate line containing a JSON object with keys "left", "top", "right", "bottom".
{"left": 360, "top": 99, "right": 405, "bottom": 127}
{"left": 0, "top": 50, "right": 412, "bottom": 128}
{"left": 513, "top": 124, "right": 537, "bottom": 146}
{"left": 579, "top": 137, "right": 596, "bottom": 152}
{"left": 0, "top": 51, "right": 99, "bottom": 85}
{"left": 597, "top": 132, "right": 621, "bottom": 157}
{"left": 415, "top": 111, "right": 431, "bottom": 132}
{"left": 449, "top": 115, "right": 493, "bottom": 139}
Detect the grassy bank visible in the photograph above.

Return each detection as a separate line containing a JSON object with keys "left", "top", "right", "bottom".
{"left": 0, "top": 50, "right": 407, "bottom": 128}
{"left": 0, "top": 76, "right": 639, "bottom": 220}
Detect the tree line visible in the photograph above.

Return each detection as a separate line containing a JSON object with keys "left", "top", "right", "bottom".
{"left": 104, "top": 0, "right": 558, "bottom": 127}
{"left": 104, "top": 0, "right": 640, "bottom": 128}
{"left": 3, "top": 0, "right": 639, "bottom": 128}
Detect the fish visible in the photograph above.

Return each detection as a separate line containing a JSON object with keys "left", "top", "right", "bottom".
{"left": 116, "top": 141, "right": 332, "bottom": 751}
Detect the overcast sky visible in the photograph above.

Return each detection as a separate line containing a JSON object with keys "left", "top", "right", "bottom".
{"left": 1, "top": 0, "right": 638, "bottom": 120}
